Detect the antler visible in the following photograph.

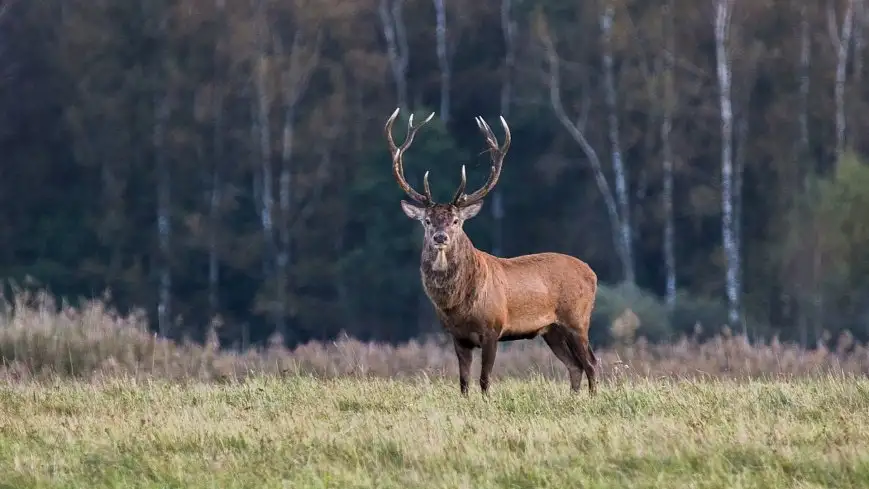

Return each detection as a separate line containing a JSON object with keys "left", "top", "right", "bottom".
{"left": 451, "top": 115, "right": 512, "bottom": 206}
{"left": 385, "top": 107, "right": 436, "bottom": 206}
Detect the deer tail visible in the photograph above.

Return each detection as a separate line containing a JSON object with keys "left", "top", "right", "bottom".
{"left": 587, "top": 343, "right": 598, "bottom": 367}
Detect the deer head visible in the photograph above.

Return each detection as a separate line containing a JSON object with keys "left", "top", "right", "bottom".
{"left": 385, "top": 108, "right": 511, "bottom": 267}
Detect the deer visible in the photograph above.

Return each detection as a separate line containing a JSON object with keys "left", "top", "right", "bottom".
{"left": 385, "top": 107, "right": 599, "bottom": 396}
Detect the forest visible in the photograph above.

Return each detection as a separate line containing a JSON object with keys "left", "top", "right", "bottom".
{"left": 2, "top": 0, "right": 869, "bottom": 350}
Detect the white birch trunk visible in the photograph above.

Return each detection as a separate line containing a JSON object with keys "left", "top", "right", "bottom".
{"left": 274, "top": 30, "right": 319, "bottom": 339}
{"left": 662, "top": 0, "right": 677, "bottom": 310}
{"left": 433, "top": 0, "right": 450, "bottom": 122}
{"left": 829, "top": 0, "right": 855, "bottom": 162}
{"left": 379, "top": 0, "right": 409, "bottom": 108}
{"left": 600, "top": 2, "right": 634, "bottom": 284}
{"left": 540, "top": 29, "right": 630, "bottom": 281}
{"left": 715, "top": 0, "right": 740, "bottom": 327}
{"left": 154, "top": 93, "right": 172, "bottom": 337}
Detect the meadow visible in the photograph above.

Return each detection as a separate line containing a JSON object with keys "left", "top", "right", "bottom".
{"left": 1, "top": 291, "right": 869, "bottom": 488}
{"left": 2, "top": 376, "right": 869, "bottom": 488}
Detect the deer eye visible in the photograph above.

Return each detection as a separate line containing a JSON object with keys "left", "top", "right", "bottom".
{"left": 452, "top": 219, "right": 459, "bottom": 225}
{"left": 424, "top": 218, "right": 431, "bottom": 225}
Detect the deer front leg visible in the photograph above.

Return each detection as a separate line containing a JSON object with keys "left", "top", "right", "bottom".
{"left": 480, "top": 336, "right": 498, "bottom": 395}
{"left": 453, "top": 336, "right": 473, "bottom": 396}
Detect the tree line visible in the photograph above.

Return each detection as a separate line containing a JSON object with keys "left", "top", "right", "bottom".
{"left": 2, "top": 0, "right": 869, "bottom": 348}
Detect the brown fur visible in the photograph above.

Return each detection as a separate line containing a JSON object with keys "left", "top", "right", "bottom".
{"left": 386, "top": 108, "right": 599, "bottom": 396}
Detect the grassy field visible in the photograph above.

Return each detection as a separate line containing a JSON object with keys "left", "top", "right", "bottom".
{"left": 1, "top": 376, "right": 868, "bottom": 488}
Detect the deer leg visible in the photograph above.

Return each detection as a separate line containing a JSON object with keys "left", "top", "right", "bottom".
{"left": 452, "top": 337, "right": 473, "bottom": 396}
{"left": 562, "top": 326, "right": 597, "bottom": 395}
{"left": 542, "top": 326, "right": 584, "bottom": 392}
{"left": 479, "top": 336, "right": 498, "bottom": 395}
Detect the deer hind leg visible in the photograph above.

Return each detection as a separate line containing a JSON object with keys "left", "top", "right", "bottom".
{"left": 452, "top": 337, "right": 473, "bottom": 396}
{"left": 558, "top": 316, "right": 597, "bottom": 395}
{"left": 542, "top": 326, "right": 585, "bottom": 392}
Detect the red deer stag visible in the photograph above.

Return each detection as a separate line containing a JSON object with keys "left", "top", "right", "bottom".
{"left": 385, "top": 108, "right": 599, "bottom": 396}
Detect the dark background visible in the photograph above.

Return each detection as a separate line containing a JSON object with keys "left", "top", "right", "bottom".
{"left": 1, "top": 0, "right": 867, "bottom": 349}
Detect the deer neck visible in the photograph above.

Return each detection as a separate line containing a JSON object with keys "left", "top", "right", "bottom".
{"left": 420, "top": 233, "right": 480, "bottom": 311}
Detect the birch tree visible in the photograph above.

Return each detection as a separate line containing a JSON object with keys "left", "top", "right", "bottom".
{"left": 661, "top": 0, "right": 677, "bottom": 309}
{"left": 273, "top": 28, "right": 320, "bottom": 339}
{"left": 536, "top": 15, "right": 635, "bottom": 283}
{"left": 714, "top": 0, "right": 740, "bottom": 327}
{"left": 432, "top": 0, "right": 450, "bottom": 122}
{"left": 379, "top": 0, "right": 409, "bottom": 109}
{"left": 599, "top": 0, "right": 633, "bottom": 285}
{"left": 828, "top": 0, "right": 855, "bottom": 162}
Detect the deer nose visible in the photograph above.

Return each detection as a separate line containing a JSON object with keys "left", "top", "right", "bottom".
{"left": 433, "top": 232, "right": 448, "bottom": 244}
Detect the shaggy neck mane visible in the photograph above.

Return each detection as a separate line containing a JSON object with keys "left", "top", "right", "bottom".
{"left": 420, "top": 232, "right": 483, "bottom": 312}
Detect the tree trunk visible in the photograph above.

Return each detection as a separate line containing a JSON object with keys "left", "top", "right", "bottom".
{"left": 379, "top": 0, "right": 409, "bottom": 109}
{"left": 715, "top": 0, "right": 740, "bottom": 327}
{"left": 662, "top": 0, "right": 677, "bottom": 310}
{"left": 830, "top": 0, "right": 855, "bottom": 162}
{"left": 539, "top": 22, "right": 631, "bottom": 282}
{"left": 600, "top": 2, "right": 634, "bottom": 284}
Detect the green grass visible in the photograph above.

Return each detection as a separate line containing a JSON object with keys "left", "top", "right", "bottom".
{"left": 1, "top": 376, "right": 868, "bottom": 488}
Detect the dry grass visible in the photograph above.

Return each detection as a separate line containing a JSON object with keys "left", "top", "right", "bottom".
{"left": 0, "top": 289, "right": 867, "bottom": 382}
{"left": 1, "top": 376, "right": 868, "bottom": 488}
{"left": 2, "top": 290, "right": 869, "bottom": 487}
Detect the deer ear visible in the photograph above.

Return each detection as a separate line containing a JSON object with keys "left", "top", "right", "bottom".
{"left": 458, "top": 201, "right": 483, "bottom": 220}
{"left": 400, "top": 200, "right": 426, "bottom": 220}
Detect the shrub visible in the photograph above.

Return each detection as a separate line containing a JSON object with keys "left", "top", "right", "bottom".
{"left": 0, "top": 288, "right": 866, "bottom": 383}
{"left": 590, "top": 282, "right": 670, "bottom": 344}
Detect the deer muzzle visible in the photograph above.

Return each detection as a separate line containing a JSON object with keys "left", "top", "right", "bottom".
{"left": 432, "top": 232, "right": 449, "bottom": 247}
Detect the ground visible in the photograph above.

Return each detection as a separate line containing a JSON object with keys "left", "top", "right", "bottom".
{"left": 0, "top": 375, "right": 868, "bottom": 488}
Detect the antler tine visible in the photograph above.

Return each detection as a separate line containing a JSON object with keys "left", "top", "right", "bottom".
{"left": 453, "top": 115, "right": 512, "bottom": 206}
{"left": 450, "top": 165, "right": 467, "bottom": 204}
{"left": 475, "top": 116, "right": 497, "bottom": 148}
{"left": 423, "top": 171, "right": 433, "bottom": 202}
{"left": 385, "top": 108, "right": 436, "bottom": 205}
